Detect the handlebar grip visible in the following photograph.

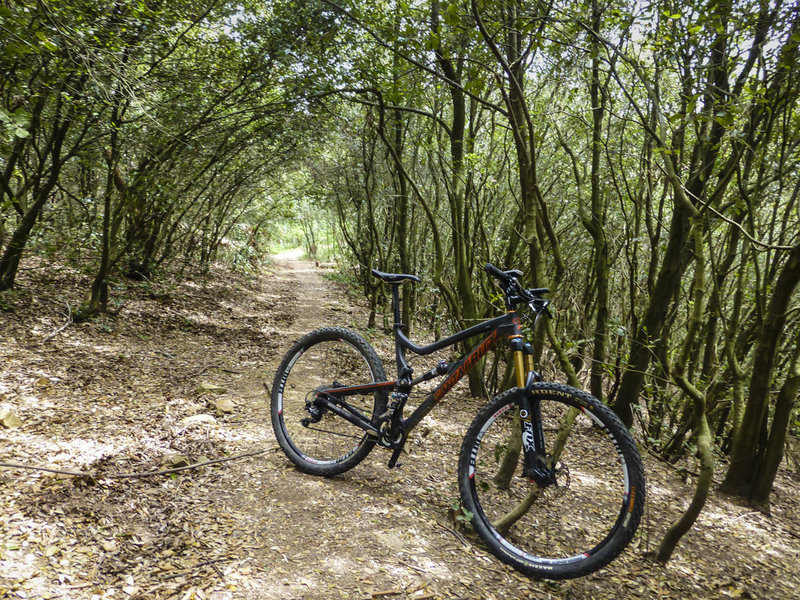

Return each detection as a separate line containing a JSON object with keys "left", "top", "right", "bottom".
{"left": 527, "top": 287, "right": 550, "bottom": 297}
{"left": 484, "top": 263, "right": 507, "bottom": 282}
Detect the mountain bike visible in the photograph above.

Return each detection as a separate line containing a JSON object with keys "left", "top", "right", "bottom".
{"left": 270, "top": 264, "right": 645, "bottom": 579}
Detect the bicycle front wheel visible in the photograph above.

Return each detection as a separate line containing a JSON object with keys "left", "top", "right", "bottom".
{"left": 458, "top": 383, "right": 645, "bottom": 579}
{"left": 271, "top": 327, "right": 388, "bottom": 476}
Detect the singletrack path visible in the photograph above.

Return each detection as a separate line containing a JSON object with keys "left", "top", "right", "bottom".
{"left": 209, "top": 252, "right": 519, "bottom": 600}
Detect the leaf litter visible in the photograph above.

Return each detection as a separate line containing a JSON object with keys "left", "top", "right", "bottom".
{"left": 0, "top": 253, "right": 799, "bottom": 599}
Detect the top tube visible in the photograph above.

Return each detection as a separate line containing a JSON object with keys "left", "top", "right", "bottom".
{"left": 370, "top": 264, "right": 541, "bottom": 380}
{"left": 395, "top": 312, "right": 517, "bottom": 356}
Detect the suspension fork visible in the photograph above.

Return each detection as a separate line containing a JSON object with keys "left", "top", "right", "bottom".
{"left": 509, "top": 333, "right": 537, "bottom": 387}
{"left": 510, "top": 337, "right": 553, "bottom": 486}
{"left": 510, "top": 335, "right": 526, "bottom": 388}
{"left": 518, "top": 390, "right": 555, "bottom": 486}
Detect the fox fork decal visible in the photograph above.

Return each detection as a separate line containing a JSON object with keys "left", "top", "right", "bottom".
{"left": 518, "top": 392, "right": 549, "bottom": 483}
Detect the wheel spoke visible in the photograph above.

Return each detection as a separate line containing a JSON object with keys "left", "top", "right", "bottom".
{"left": 271, "top": 328, "right": 387, "bottom": 476}
{"left": 459, "top": 383, "right": 645, "bottom": 579}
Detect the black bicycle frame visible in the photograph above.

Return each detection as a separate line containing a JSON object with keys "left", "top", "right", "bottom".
{"left": 313, "top": 282, "right": 523, "bottom": 438}
{"left": 396, "top": 311, "right": 519, "bottom": 430}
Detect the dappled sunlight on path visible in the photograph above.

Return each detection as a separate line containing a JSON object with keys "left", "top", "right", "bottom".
{"left": 271, "top": 247, "right": 305, "bottom": 261}
{"left": 1, "top": 257, "right": 799, "bottom": 599}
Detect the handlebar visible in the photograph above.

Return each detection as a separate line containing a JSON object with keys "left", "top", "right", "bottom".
{"left": 484, "top": 263, "right": 549, "bottom": 297}
{"left": 484, "top": 263, "right": 509, "bottom": 283}
{"left": 484, "top": 263, "right": 551, "bottom": 314}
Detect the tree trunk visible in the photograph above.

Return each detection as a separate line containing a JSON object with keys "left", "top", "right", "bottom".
{"left": 0, "top": 113, "right": 70, "bottom": 290}
{"left": 613, "top": 201, "right": 691, "bottom": 426}
{"left": 749, "top": 332, "right": 800, "bottom": 508}
{"left": 722, "top": 243, "right": 800, "bottom": 499}
{"left": 657, "top": 215, "right": 715, "bottom": 563}
{"left": 587, "top": 0, "right": 609, "bottom": 404}
{"left": 0, "top": 193, "right": 49, "bottom": 290}
{"left": 656, "top": 407, "right": 714, "bottom": 562}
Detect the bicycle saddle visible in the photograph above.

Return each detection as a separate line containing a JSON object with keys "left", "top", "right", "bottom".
{"left": 371, "top": 269, "right": 421, "bottom": 284}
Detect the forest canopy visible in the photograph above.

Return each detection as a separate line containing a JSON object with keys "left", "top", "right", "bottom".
{"left": 2, "top": 0, "right": 799, "bottom": 560}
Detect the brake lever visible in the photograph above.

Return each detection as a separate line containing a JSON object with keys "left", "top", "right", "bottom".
{"left": 532, "top": 299, "right": 552, "bottom": 320}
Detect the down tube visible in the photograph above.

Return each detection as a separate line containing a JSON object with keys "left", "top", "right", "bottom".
{"left": 404, "top": 324, "right": 510, "bottom": 431}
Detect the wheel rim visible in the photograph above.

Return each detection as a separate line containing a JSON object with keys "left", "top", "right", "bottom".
{"left": 466, "top": 396, "right": 633, "bottom": 567}
{"left": 276, "top": 338, "right": 378, "bottom": 466}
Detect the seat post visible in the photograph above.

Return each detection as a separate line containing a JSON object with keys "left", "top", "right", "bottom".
{"left": 390, "top": 284, "right": 413, "bottom": 382}
{"left": 391, "top": 284, "right": 402, "bottom": 327}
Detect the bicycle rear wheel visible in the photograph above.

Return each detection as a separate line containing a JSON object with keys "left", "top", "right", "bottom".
{"left": 271, "top": 327, "right": 388, "bottom": 476}
{"left": 458, "top": 383, "right": 645, "bottom": 579}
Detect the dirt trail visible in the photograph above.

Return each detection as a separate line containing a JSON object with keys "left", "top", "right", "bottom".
{"left": 267, "top": 248, "right": 354, "bottom": 334}
{"left": 1, "top": 253, "right": 799, "bottom": 600}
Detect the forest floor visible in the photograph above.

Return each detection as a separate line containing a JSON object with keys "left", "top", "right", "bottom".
{"left": 1, "top": 251, "right": 800, "bottom": 600}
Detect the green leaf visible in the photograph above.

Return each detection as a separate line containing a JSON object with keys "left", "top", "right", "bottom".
{"left": 444, "top": 2, "right": 459, "bottom": 26}
{"left": 12, "top": 109, "right": 30, "bottom": 127}
{"left": 425, "top": 32, "right": 440, "bottom": 51}
{"left": 35, "top": 30, "right": 58, "bottom": 51}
